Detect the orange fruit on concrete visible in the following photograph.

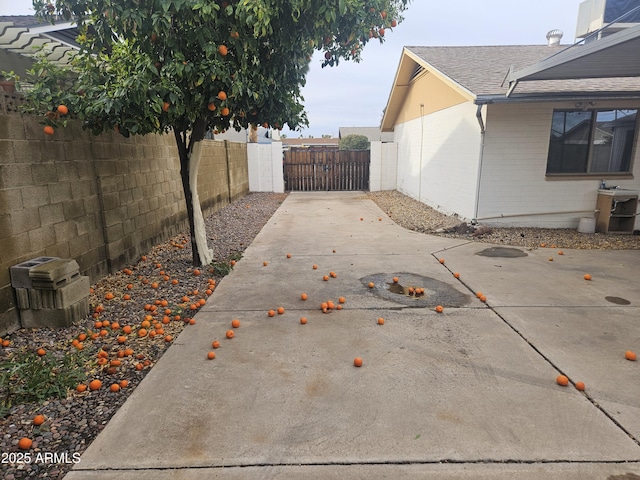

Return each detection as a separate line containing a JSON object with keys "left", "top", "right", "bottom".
{"left": 330, "top": 271, "right": 337, "bottom": 278}
{"left": 377, "top": 317, "right": 385, "bottom": 325}
{"left": 584, "top": 274, "right": 592, "bottom": 281}
{"left": 479, "top": 295, "right": 487, "bottom": 303}
{"left": 575, "top": 381, "right": 585, "bottom": 391}
{"left": 300, "top": 317, "right": 307, "bottom": 324}
{"left": 33, "top": 414, "right": 45, "bottom": 426}
{"left": 212, "top": 340, "right": 220, "bottom": 349}
{"left": 435, "top": 305, "right": 444, "bottom": 313}
{"left": 439, "top": 258, "right": 445, "bottom": 264}
{"left": 300, "top": 293, "right": 308, "bottom": 301}
{"left": 263, "top": 261, "right": 268, "bottom": 266}
{"left": 226, "top": 330, "right": 234, "bottom": 339}
{"left": 231, "top": 319, "right": 240, "bottom": 328}
{"left": 109, "top": 383, "right": 120, "bottom": 392}
{"left": 368, "top": 282, "right": 375, "bottom": 289}
{"left": 625, "top": 350, "right": 637, "bottom": 361}
{"left": 43, "top": 125, "right": 55, "bottom": 135}
{"left": 18, "top": 437, "right": 33, "bottom": 450}
{"left": 476, "top": 291, "right": 483, "bottom": 298}
{"left": 267, "top": 309, "right": 275, "bottom": 317}
{"left": 323, "top": 275, "right": 329, "bottom": 281}
{"left": 548, "top": 257, "right": 554, "bottom": 262}
{"left": 338, "top": 296, "right": 346, "bottom": 304}
{"left": 286, "top": 253, "right": 292, "bottom": 258}
{"left": 312, "top": 264, "right": 318, "bottom": 269}
{"left": 353, "top": 357, "right": 363, "bottom": 367}
{"left": 392, "top": 277, "right": 399, "bottom": 283}
{"left": 453, "top": 272, "right": 460, "bottom": 279}
{"left": 207, "top": 351, "right": 216, "bottom": 360}
{"left": 556, "top": 375, "right": 569, "bottom": 386}
{"left": 89, "top": 379, "right": 102, "bottom": 391}
{"left": 277, "top": 306, "right": 285, "bottom": 315}
{"left": 557, "top": 250, "right": 564, "bottom": 255}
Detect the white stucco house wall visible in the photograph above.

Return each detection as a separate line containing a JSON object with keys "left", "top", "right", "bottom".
{"left": 381, "top": 44, "right": 640, "bottom": 229}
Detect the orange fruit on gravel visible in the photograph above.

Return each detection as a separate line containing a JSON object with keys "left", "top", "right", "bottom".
{"left": 189, "top": 318, "right": 196, "bottom": 325}
{"left": 377, "top": 317, "right": 385, "bottom": 325}
{"left": 122, "top": 325, "right": 132, "bottom": 334}
{"left": 105, "top": 292, "right": 114, "bottom": 300}
{"left": 435, "top": 305, "right": 444, "bottom": 313}
{"left": 207, "top": 351, "right": 216, "bottom": 360}
{"left": 138, "top": 328, "right": 148, "bottom": 337}
{"left": 33, "top": 414, "right": 45, "bottom": 426}
{"left": 301, "top": 293, "right": 308, "bottom": 301}
{"left": 368, "top": 282, "right": 375, "bottom": 289}
{"left": 300, "top": 317, "right": 307, "bottom": 324}
{"left": 117, "top": 335, "right": 127, "bottom": 344}
{"left": 164, "top": 335, "right": 173, "bottom": 342}
{"left": 37, "top": 348, "right": 46, "bottom": 356}
{"left": 267, "top": 310, "right": 275, "bottom": 317}
{"left": 575, "top": 381, "right": 585, "bottom": 391}
{"left": 584, "top": 274, "right": 592, "bottom": 281}
{"left": 109, "top": 383, "right": 120, "bottom": 392}
{"left": 226, "top": 330, "right": 234, "bottom": 339}
{"left": 231, "top": 319, "right": 240, "bottom": 328}
{"left": 625, "top": 350, "right": 637, "bottom": 361}
{"left": 89, "top": 379, "right": 102, "bottom": 391}
{"left": 76, "top": 384, "right": 87, "bottom": 393}
{"left": 277, "top": 307, "right": 285, "bottom": 315}
{"left": 18, "top": 437, "right": 33, "bottom": 450}
{"left": 212, "top": 340, "right": 220, "bottom": 349}
{"left": 354, "top": 357, "right": 363, "bottom": 367}
{"left": 119, "top": 380, "right": 129, "bottom": 388}
{"left": 556, "top": 375, "right": 569, "bottom": 386}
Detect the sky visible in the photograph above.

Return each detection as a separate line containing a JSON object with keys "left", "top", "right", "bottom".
{"left": 1, "top": 0, "right": 584, "bottom": 137}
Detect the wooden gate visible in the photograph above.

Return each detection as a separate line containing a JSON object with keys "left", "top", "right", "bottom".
{"left": 283, "top": 147, "right": 370, "bottom": 191}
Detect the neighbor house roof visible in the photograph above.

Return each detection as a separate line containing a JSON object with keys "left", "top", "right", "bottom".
{"left": 339, "top": 127, "right": 394, "bottom": 142}
{"left": 0, "top": 16, "right": 79, "bottom": 66}
{"left": 282, "top": 137, "right": 339, "bottom": 148}
{"left": 382, "top": 44, "right": 640, "bottom": 130}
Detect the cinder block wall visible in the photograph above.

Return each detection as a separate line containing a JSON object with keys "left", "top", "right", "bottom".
{"left": 0, "top": 114, "right": 249, "bottom": 335}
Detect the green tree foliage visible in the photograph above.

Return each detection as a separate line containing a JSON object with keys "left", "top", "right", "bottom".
{"left": 339, "top": 134, "right": 370, "bottom": 150}
{"left": 29, "top": 0, "right": 410, "bottom": 264}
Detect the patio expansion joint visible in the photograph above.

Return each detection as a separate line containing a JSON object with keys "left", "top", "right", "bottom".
{"left": 71, "top": 458, "right": 640, "bottom": 472}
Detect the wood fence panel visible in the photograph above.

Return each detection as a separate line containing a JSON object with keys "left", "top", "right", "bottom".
{"left": 284, "top": 147, "right": 369, "bottom": 191}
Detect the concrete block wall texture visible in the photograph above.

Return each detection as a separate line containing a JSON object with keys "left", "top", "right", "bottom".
{"left": 0, "top": 114, "right": 249, "bottom": 335}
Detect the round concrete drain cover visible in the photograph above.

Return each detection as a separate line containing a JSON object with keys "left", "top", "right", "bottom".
{"left": 605, "top": 296, "right": 631, "bottom": 305}
{"left": 476, "top": 247, "right": 527, "bottom": 258}
{"left": 361, "top": 272, "right": 470, "bottom": 308}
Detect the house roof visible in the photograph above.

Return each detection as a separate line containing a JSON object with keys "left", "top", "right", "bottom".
{"left": 0, "top": 16, "right": 79, "bottom": 67}
{"left": 282, "top": 137, "right": 339, "bottom": 148}
{"left": 506, "top": 23, "right": 640, "bottom": 94}
{"left": 339, "top": 127, "right": 394, "bottom": 142}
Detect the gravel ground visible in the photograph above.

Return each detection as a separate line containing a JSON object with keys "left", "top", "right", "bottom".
{"left": 0, "top": 192, "right": 287, "bottom": 480}
{"left": 1, "top": 189, "right": 638, "bottom": 479}
{"left": 367, "top": 190, "right": 640, "bottom": 250}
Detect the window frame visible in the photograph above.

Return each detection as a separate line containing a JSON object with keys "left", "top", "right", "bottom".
{"left": 545, "top": 108, "right": 638, "bottom": 177}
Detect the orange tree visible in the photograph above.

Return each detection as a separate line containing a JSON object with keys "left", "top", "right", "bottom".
{"left": 30, "top": 0, "right": 410, "bottom": 265}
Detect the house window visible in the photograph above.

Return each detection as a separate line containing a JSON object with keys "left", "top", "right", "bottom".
{"left": 547, "top": 109, "right": 637, "bottom": 174}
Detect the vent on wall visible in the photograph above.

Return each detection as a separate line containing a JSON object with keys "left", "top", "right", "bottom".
{"left": 409, "top": 63, "right": 425, "bottom": 82}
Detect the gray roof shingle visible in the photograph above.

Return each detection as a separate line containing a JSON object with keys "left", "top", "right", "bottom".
{"left": 406, "top": 45, "right": 640, "bottom": 96}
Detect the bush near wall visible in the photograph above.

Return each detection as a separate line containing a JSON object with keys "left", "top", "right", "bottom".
{"left": 0, "top": 113, "right": 249, "bottom": 335}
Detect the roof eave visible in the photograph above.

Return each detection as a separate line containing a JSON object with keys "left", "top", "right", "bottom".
{"left": 476, "top": 92, "right": 640, "bottom": 105}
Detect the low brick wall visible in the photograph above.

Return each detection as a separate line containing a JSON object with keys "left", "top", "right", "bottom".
{"left": 0, "top": 114, "right": 248, "bottom": 335}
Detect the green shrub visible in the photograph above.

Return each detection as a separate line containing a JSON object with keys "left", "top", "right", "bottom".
{"left": 339, "top": 134, "right": 370, "bottom": 150}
